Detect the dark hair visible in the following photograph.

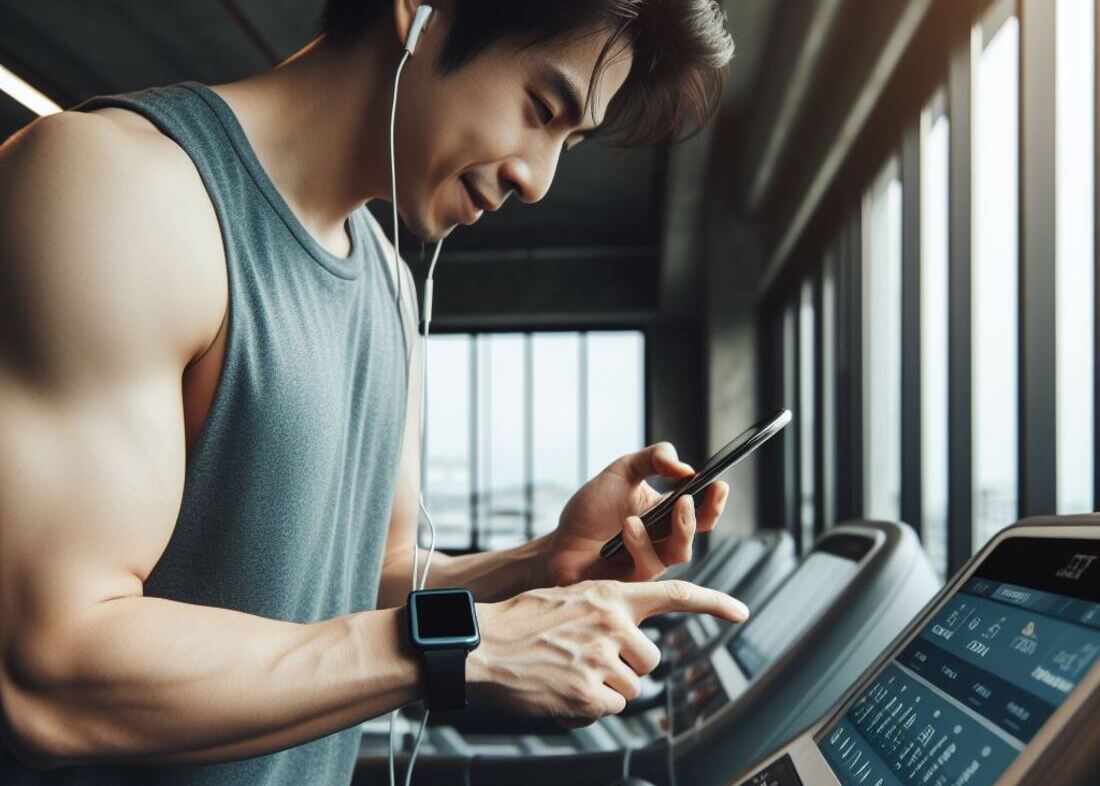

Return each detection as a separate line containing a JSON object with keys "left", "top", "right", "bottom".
{"left": 318, "top": 1, "right": 734, "bottom": 146}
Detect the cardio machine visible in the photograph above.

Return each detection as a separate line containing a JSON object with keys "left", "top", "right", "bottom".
{"left": 355, "top": 519, "right": 939, "bottom": 784}
{"left": 717, "top": 515, "right": 1100, "bottom": 786}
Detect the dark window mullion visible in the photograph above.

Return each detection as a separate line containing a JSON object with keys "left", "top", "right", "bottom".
{"left": 836, "top": 208, "right": 865, "bottom": 523}
{"left": 947, "top": 22, "right": 975, "bottom": 576}
{"left": 1095, "top": 0, "right": 1100, "bottom": 508}
{"left": 1018, "top": 0, "right": 1059, "bottom": 518}
{"left": 469, "top": 336, "right": 480, "bottom": 552}
{"left": 901, "top": 117, "right": 924, "bottom": 536}
{"left": 523, "top": 333, "right": 534, "bottom": 542}
{"left": 578, "top": 332, "right": 588, "bottom": 484}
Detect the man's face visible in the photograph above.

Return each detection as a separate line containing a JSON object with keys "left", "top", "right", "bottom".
{"left": 391, "top": 21, "right": 634, "bottom": 241}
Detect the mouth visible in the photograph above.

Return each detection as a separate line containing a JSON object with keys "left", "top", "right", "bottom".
{"left": 459, "top": 175, "right": 500, "bottom": 218}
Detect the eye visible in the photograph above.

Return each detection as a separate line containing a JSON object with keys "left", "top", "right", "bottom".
{"left": 530, "top": 93, "right": 554, "bottom": 125}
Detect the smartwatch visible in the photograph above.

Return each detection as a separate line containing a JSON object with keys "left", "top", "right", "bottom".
{"left": 406, "top": 588, "right": 480, "bottom": 711}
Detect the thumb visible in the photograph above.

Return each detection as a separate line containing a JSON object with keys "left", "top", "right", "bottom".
{"left": 613, "top": 442, "right": 694, "bottom": 484}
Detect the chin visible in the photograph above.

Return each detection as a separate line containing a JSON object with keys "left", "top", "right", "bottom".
{"left": 402, "top": 206, "right": 456, "bottom": 244}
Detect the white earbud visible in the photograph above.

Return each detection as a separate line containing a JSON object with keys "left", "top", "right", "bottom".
{"left": 405, "top": 5, "right": 433, "bottom": 55}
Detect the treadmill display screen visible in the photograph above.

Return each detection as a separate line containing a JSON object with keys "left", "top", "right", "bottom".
{"left": 819, "top": 537, "right": 1100, "bottom": 786}
{"left": 730, "top": 551, "right": 860, "bottom": 677}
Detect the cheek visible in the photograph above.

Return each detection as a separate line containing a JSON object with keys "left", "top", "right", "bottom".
{"left": 428, "top": 73, "right": 530, "bottom": 173}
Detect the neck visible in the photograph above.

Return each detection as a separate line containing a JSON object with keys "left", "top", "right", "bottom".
{"left": 210, "top": 33, "right": 397, "bottom": 245}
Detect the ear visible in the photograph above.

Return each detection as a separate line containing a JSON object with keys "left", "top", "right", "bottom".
{"left": 393, "top": 0, "right": 435, "bottom": 55}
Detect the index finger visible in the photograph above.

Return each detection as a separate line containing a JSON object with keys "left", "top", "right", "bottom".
{"left": 621, "top": 580, "right": 749, "bottom": 625}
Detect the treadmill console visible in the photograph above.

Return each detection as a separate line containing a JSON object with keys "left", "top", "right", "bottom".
{"left": 735, "top": 526, "right": 1100, "bottom": 786}
{"left": 670, "top": 537, "right": 870, "bottom": 731}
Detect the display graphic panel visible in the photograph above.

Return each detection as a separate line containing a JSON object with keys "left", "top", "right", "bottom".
{"left": 818, "top": 538, "right": 1100, "bottom": 786}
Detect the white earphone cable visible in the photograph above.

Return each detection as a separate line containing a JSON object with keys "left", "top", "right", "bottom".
{"left": 389, "top": 31, "right": 445, "bottom": 786}
{"left": 389, "top": 49, "right": 410, "bottom": 309}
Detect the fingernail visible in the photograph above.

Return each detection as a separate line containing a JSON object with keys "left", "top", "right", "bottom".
{"left": 730, "top": 599, "right": 750, "bottom": 620}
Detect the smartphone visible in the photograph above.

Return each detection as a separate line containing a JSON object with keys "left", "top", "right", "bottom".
{"left": 599, "top": 408, "right": 792, "bottom": 560}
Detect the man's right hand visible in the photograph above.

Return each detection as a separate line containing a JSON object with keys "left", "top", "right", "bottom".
{"left": 468, "top": 580, "right": 749, "bottom": 727}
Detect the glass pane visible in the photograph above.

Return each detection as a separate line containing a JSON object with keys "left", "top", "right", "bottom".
{"left": 972, "top": 15, "right": 1020, "bottom": 549}
{"left": 799, "top": 278, "right": 816, "bottom": 548}
{"left": 425, "top": 335, "right": 472, "bottom": 549}
{"left": 921, "top": 95, "right": 950, "bottom": 578}
{"left": 532, "top": 333, "right": 581, "bottom": 536}
{"left": 821, "top": 250, "right": 837, "bottom": 529}
{"left": 862, "top": 160, "right": 903, "bottom": 522}
{"left": 585, "top": 331, "right": 645, "bottom": 477}
{"left": 480, "top": 334, "right": 527, "bottom": 551}
{"left": 1056, "top": 0, "right": 1095, "bottom": 514}
{"left": 782, "top": 301, "right": 799, "bottom": 545}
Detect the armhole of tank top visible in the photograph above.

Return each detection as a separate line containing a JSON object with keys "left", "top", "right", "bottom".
{"left": 362, "top": 211, "right": 417, "bottom": 368}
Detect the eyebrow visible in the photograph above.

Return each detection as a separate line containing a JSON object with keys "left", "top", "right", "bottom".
{"left": 544, "top": 66, "right": 600, "bottom": 138}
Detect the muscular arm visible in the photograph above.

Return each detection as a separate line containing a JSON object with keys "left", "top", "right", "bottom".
{"left": 0, "top": 113, "right": 424, "bottom": 768}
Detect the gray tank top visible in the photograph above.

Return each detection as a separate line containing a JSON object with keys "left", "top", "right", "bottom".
{"left": 1, "top": 81, "right": 416, "bottom": 785}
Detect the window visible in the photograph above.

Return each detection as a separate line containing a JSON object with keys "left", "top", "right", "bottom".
{"left": 478, "top": 335, "right": 526, "bottom": 550}
{"left": 1055, "top": 0, "right": 1095, "bottom": 514}
{"left": 424, "top": 336, "right": 474, "bottom": 549}
{"left": 920, "top": 92, "right": 950, "bottom": 577}
{"left": 862, "top": 158, "right": 903, "bottom": 522}
{"left": 821, "top": 251, "right": 838, "bottom": 529}
{"left": 585, "top": 332, "right": 646, "bottom": 476}
{"left": 972, "top": 12, "right": 1020, "bottom": 549}
{"left": 531, "top": 334, "right": 581, "bottom": 536}
{"left": 782, "top": 299, "right": 800, "bottom": 545}
{"left": 424, "top": 330, "right": 645, "bottom": 550}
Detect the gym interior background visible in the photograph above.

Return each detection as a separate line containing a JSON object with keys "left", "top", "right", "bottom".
{"left": 2, "top": 0, "right": 1097, "bottom": 593}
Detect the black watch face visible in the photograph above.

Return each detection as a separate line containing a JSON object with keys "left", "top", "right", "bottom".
{"left": 410, "top": 589, "right": 479, "bottom": 648}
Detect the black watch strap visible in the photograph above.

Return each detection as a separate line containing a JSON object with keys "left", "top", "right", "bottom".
{"left": 423, "top": 648, "right": 468, "bottom": 711}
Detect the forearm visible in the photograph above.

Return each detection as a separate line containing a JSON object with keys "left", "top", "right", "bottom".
{"left": 4, "top": 597, "right": 422, "bottom": 767}
{"left": 377, "top": 534, "right": 551, "bottom": 607}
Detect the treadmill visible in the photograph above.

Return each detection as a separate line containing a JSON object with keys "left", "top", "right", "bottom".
{"left": 719, "top": 515, "right": 1100, "bottom": 786}
{"left": 354, "top": 520, "right": 938, "bottom": 784}
{"left": 363, "top": 530, "right": 796, "bottom": 758}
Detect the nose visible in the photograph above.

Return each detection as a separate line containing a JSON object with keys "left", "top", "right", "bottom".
{"left": 498, "top": 146, "right": 561, "bottom": 205}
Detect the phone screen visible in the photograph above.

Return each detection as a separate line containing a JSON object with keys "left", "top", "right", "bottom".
{"left": 599, "top": 408, "right": 792, "bottom": 560}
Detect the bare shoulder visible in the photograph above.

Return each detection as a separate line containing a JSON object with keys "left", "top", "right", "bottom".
{"left": 0, "top": 109, "right": 227, "bottom": 376}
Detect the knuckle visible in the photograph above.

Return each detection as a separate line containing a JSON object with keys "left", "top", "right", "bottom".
{"left": 565, "top": 681, "right": 588, "bottom": 706}
{"left": 594, "top": 609, "right": 619, "bottom": 633}
{"left": 665, "top": 580, "right": 694, "bottom": 604}
{"left": 584, "top": 581, "right": 622, "bottom": 613}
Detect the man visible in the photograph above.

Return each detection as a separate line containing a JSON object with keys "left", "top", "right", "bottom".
{"left": 0, "top": 1, "right": 742, "bottom": 783}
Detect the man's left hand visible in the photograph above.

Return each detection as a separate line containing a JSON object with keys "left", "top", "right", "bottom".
{"left": 538, "top": 442, "right": 729, "bottom": 587}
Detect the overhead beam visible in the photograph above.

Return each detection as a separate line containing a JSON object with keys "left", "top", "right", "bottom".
{"left": 745, "top": 0, "right": 847, "bottom": 213}
{"left": 759, "top": 0, "right": 938, "bottom": 296}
